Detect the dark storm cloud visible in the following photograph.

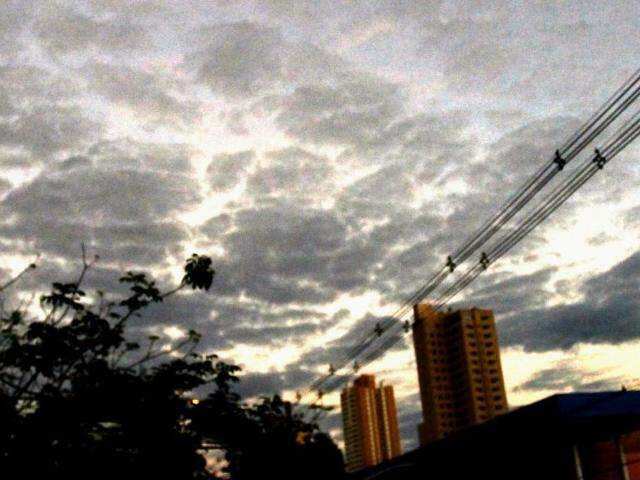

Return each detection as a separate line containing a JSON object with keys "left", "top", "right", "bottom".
{"left": 257, "top": 0, "right": 431, "bottom": 23}
{"left": 235, "top": 367, "right": 316, "bottom": 399}
{"left": 207, "top": 150, "right": 255, "bottom": 191}
{"left": 396, "top": 393, "right": 422, "bottom": 452}
{"left": 625, "top": 206, "right": 640, "bottom": 227}
{"left": 446, "top": 116, "right": 583, "bottom": 227}
{"left": 464, "top": 267, "right": 556, "bottom": 317}
{"left": 0, "top": 139, "right": 199, "bottom": 265}
{"left": 0, "top": 2, "right": 37, "bottom": 58}
{"left": 0, "top": 105, "right": 102, "bottom": 157}
{"left": 228, "top": 322, "right": 322, "bottom": 346}
{"left": 220, "top": 107, "right": 251, "bottom": 136}
{"left": 0, "top": 65, "right": 80, "bottom": 114}
{"left": 0, "top": 65, "right": 93, "bottom": 156}
{"left": 3, "top": 165, "right": 194, "bottom": 224}
{"left": 86, "top": 139, "right": 193, "bottom": 173}
{"left": 31, "top": 5, "right": 149, "bottom": 55}
{"left": 267, "top": 79, "right": 402, "bottom": 148}
{"left": 253, "top": 0, "right": 438, "bottom": 53}
{"left": 0, "top": 178, "right": 10, "bottom": 196}
{"left": 200, "top": 214, "right": 233, "bottom": 239}
{"left": 84, "top": 62, "right": 202, "bottom": 128}
{"left": 87, "top": 0, "right": 166, "bottom": 16}
{"left": 469, "top": 116, "right": 581, "bottom": 188}
{"left": 271, "top": 108, "right": 473, "bottom": 299}
{"left": 217, "top": 308, "right": 343, "bottom": 356}
{"left": 192, "top": 22, "right": 285, "bottom": 96}
{"left": 204, "top": 106, "right": 481, "bottom": 308}
{"left": 206, "top": 199, "right": 389, "bottom": 305}
{"left": 246, "top": 147, "right": 334, "bottom": 200}
{"left": 500, "top": 250, "right": 640, "bottom": 352}
{"left": 587, "top": 232, "right": 616, "bottom": 247}
{"left": 241, "top": 0, "right": 639, "bottom": 115}
{"left": 364, "top": 111, "right": 475, "bottom": 168}
{"left": 398, "top": 410, "right": 421, "bottom": 451}
{"left": 418, "top": 2, "right": 640, "bottom": 107}
{"left": 335, "top": 162, "right": 417, "bottom": 224}
{"left": 318, "top": 411, "right": 343, "bottom": 438}
{"left": 514, "top": 362, "right": 624, "bottom": 393}
{"left": 201, "top": 302, "right": 341, "bottom": 349}
{"left": 417, "top": 114, "right": 589, "bottom": 268}
{"left": 191, "top": 21, "right": 351, "bottom": 97}
{"left": 298, "top": 313, "right": 407, "bottom": 370}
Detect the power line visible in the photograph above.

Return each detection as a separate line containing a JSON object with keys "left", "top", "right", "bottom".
{"left": 298, "top": 70, "right": 640, "bottom": 407}
{"left": 315, "top": 109, "right": 640, "bottom": 402}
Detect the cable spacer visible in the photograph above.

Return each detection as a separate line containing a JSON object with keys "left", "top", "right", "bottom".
{"left": 329, "top": 364, "right": 336, "bottom": 375}
{"left": 353, "top": 361, "right": 360, "bottom": 372}
{"left": 446, "top": 255, "right": 457, "bottom": 273}
{"left": 403, "top": 319, "right": 411, "bottom": 333}
{"left": 553, "top": 150, "right": 566, "bottom": 171}
{"left": 374, "top": 322, "right": 384, "bottom": 337}
{"left": 593, "top": 148, "right": 607, "bottom": 170}
{"left": 480, "top": 252, "right": 490, "bottom": 270}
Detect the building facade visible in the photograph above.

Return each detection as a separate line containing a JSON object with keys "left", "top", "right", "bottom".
{"left": 341, "top": 374, "right": 402, "bottom": 472}
{"left": 412, "top": 304, "right": 508, "bottom": 445}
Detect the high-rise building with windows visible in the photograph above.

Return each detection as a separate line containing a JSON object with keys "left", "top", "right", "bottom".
{"left": 412, "top": 304, "right": 508, "bottom": 445}
{"left": 340, "top": 374, "right": 402, "bottom": 472}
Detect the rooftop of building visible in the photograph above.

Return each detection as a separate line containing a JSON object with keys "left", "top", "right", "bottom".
{"left": 350, "top": 391, "right": 640, "bottom": 479}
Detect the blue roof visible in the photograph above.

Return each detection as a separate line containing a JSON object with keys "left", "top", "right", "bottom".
{"left": 511, "top": 391, "right": 640, "bottom": 419}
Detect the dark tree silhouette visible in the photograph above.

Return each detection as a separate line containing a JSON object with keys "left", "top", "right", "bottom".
{"left": 0, "top": 251, "right": 344, "bottom": 479}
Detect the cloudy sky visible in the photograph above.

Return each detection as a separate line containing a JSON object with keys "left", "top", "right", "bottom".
{"left": 1, "top": 0, "right": 640, "bottom": 451}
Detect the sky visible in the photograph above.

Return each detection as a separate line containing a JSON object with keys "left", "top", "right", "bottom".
{"left": 1, "top": 0, "right": 640, "bottom": 452}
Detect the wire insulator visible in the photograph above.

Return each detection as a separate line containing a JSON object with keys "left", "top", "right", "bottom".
{"left": 374, "top": 323, "right": 384, "bottom": 337}
{"left": 480, "top": 252, "right": 490, "bottom": 270}
{"left": 446, "top": 255, "right": 457, "bottom": 273}
{"left": 554, "top": 150, "right": 566, "bottom": 171}
{"left": 593, "top": 148, "right": 607, "bottom": 169}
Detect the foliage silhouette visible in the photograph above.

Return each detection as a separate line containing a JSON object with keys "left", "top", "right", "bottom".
{"left": 0, "top": 251, "right": 344, "bottom": 479}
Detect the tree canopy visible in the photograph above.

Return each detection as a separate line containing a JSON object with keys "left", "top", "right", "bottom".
{"left": 0, "top": 251, "right": 344, "bottom": 479}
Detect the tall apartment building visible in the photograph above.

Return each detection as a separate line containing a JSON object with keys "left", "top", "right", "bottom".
{"left": 412, "top": 304, "right": 508, "bottom": 445}
{"left": 341, "top": 374, "right": 402, "bottom": 472}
